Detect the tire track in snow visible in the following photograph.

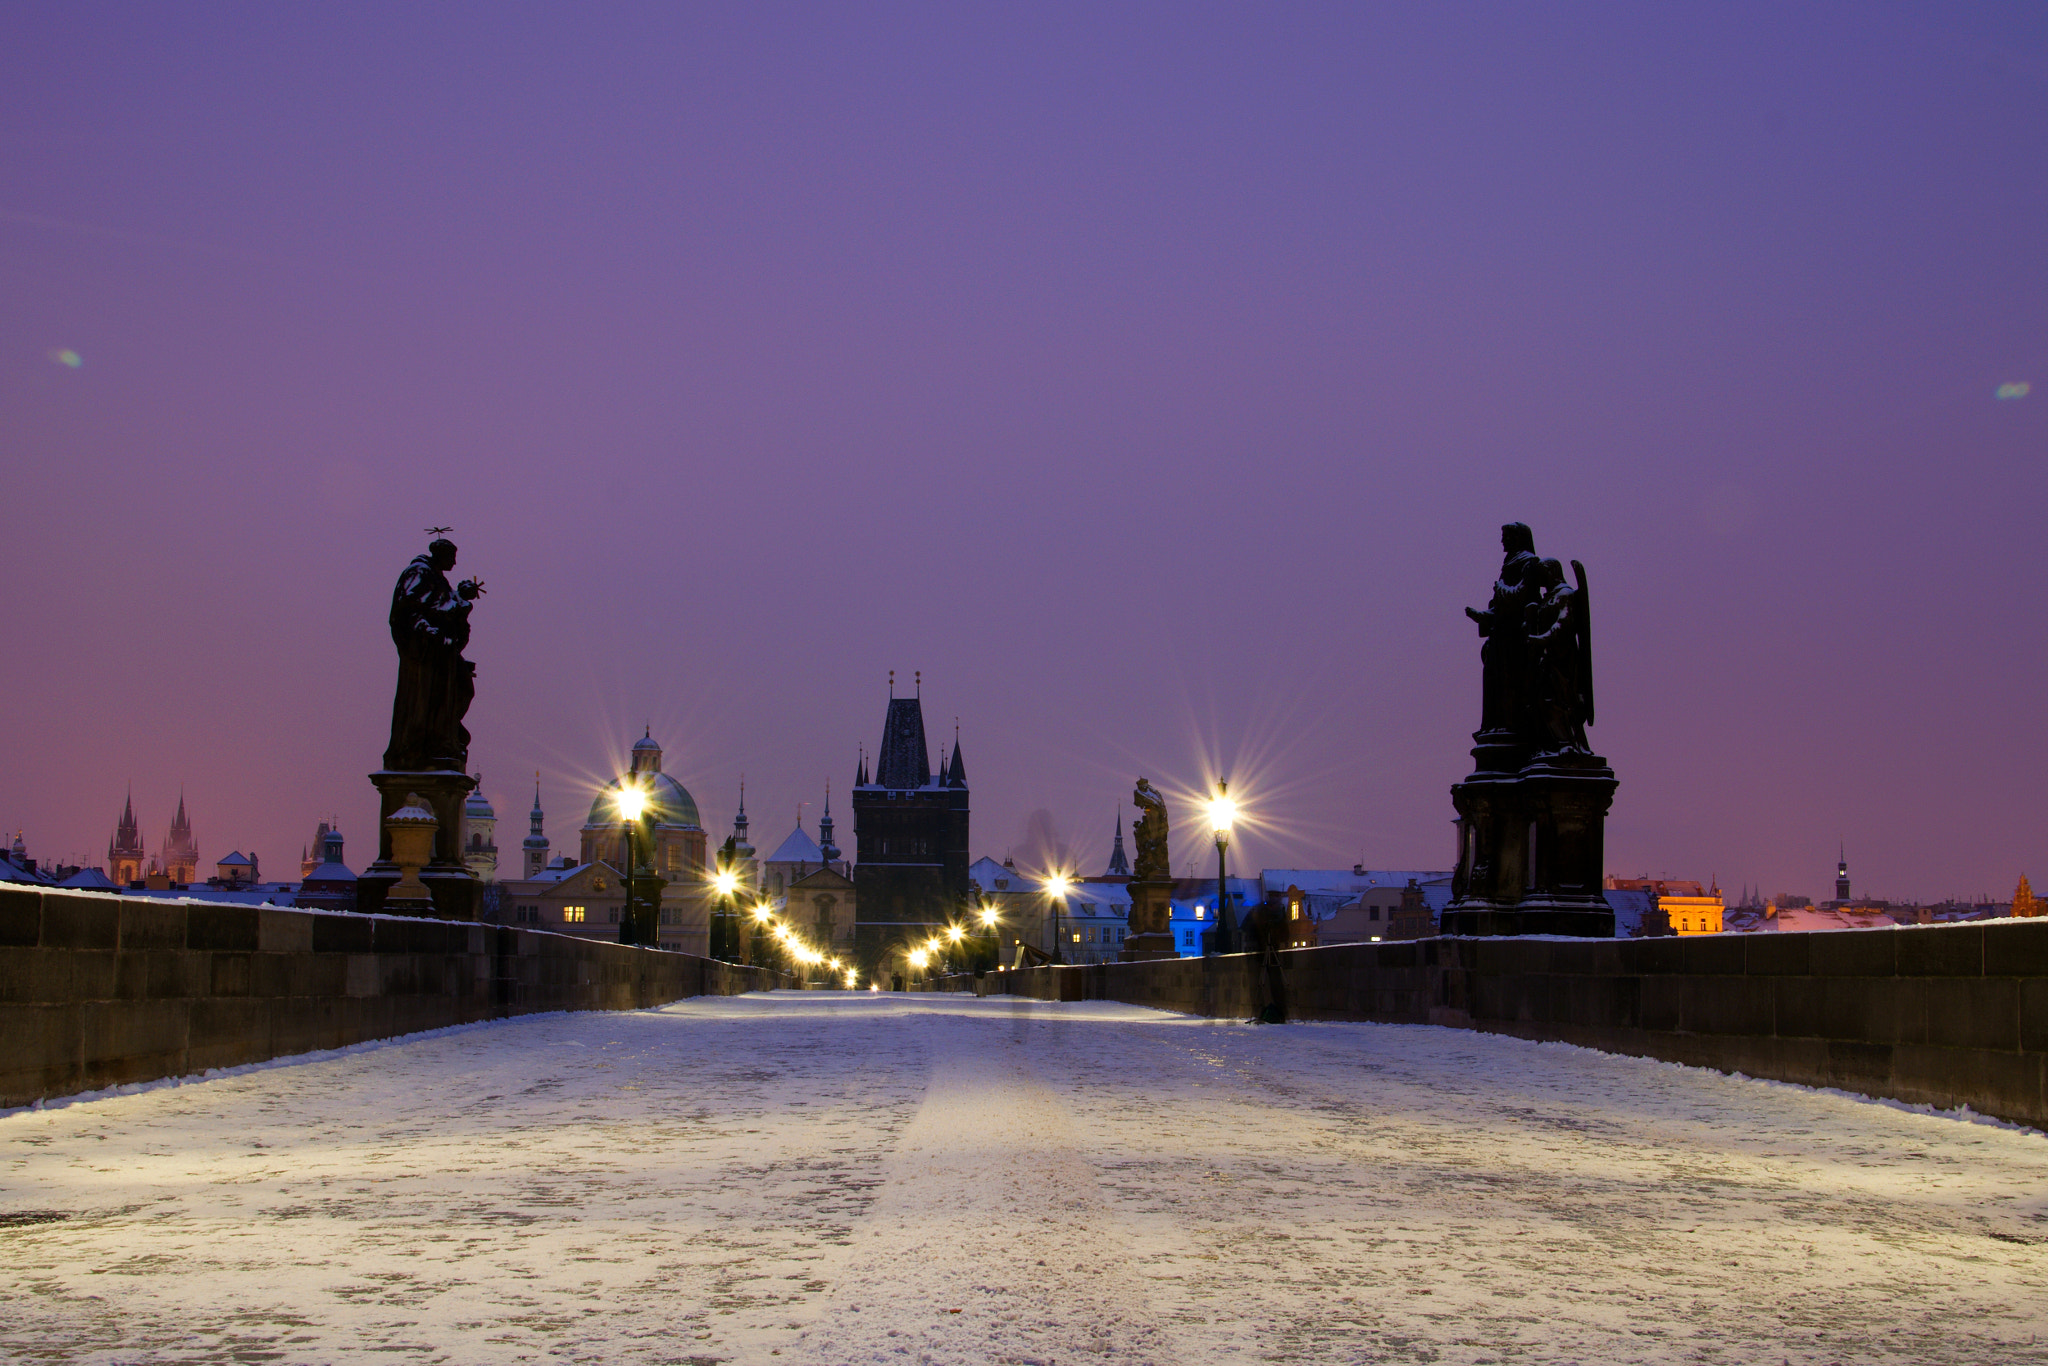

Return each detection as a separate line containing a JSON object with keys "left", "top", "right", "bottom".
{"left": 794, "top": 1005, "right": 1178, "bottom": 1366}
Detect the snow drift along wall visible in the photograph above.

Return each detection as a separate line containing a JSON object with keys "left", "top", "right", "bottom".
{"left": 0, "top": 888, "right": 788, "bottom": 1109}
{"left": 977, "top": 922, "right": 2048, "bottom": 1129}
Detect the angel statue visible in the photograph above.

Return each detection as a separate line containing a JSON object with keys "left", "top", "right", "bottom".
{"left": 1524, "top": 556, "right": 1594, "bottom": 757}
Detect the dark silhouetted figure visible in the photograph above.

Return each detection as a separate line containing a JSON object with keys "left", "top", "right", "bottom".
{"left": 383, "top": 538, "right": 483, "bottom": 772}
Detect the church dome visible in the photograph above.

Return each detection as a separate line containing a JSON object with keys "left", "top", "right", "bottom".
{"left": 586, "top": 772, "right": 701, "bottom": 829}
{"left": 465, "top": 788, "right": 495, "bottom": 820}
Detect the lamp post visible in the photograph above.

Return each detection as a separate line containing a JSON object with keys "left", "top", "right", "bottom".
{"left": 978, "top": 901, "right": 1000, "bottom": 971}
{"left": 616, "top": 780, "right": 646, "bottom": 946}
{"left": 1208, "top": 783, "right": 1236, "bottom": 955}
{"left": 750, "top": 901, "right": 778, "bottom": 972}
{"left": 1044, "top": 873, "right": 1071, "bottom": 964}
{"left": 710, "top": 869, "right": 740, "bottom": 961}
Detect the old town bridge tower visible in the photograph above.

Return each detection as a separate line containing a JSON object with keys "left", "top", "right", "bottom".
{"left": 852, "top": 676, "right": 969, "bottom": 966}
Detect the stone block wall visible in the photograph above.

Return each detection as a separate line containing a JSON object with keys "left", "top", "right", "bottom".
{"left": 0, "top": 888, "right": 788, "bottom": 1109}
{"left": 972, "top": 920, "right": 2048, "bottom": 1128}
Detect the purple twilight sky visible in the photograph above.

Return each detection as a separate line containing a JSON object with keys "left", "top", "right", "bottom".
{"left": 3, "top": 3, "right": 2044, "bottom": 903}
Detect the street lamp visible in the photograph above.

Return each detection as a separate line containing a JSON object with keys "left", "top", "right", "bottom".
{"left": 615, "top": 780, "right": 647, "bottom": 946}
{"left": 748, "top": 900, "right": 777, "bottom": 970}
{"left": 978, "top": 901, "right": 1000, "bottom": 970}
{"left": 1207, "top": 783, "right": 1236, "bottom": 954}
{"left": 1043, "top": 873, "right": 1072, "bottom": 964}
{"left": 710, "top": 867, "right": 740, "bottom": 961}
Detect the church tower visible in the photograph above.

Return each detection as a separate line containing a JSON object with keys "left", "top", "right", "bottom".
{"left": 109, "top": 790, "right": 145, "bottom": 886}
{"left": 160, "top": 792, "right": 198, "bottom": 884}
{"left": 522, "top": 778, "right": 549, "bottom": 879}
{"left": 1835, "top": 847, "right": 1851, "bottom": 904}
{"left": 1103, "top": 815, "right": 1131, "bottom": 879}
{"left": 463, "top": 775, "right": 499, "bottom": 883}
{"left": 851, "top": 673, "right": 970, "bottom": 965}
{"left": 818, "top": 782, "right": 840, "bottom": 864}
{"left": 725, "top": 780, "right": 760, "bottom": 891}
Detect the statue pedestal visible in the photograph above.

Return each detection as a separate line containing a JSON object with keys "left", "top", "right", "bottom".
{"left": 1442, "top": 757, "right": 1616, "bottom": 938}
{"left": 1121, "top": 879, "right": 1177, "bottom": 961}
{"left": 358, "top": 770, "right": 479, "bottom": 921}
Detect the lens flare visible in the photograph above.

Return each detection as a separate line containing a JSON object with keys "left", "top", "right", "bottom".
{"left": 1996, "top": 381, "right": 2030, "bottom": 400}
{"left": 49, "top": 349, "right": 81, "bottom": 369}
{"left": 615, "top": 782, "right": 646, "bottom": 822}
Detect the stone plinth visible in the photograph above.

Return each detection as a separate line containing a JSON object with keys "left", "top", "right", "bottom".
{"left": 1121, "top": 879, "right": 1177, "bottom": 961}
{"left": 1442, "top": 757, "right": 1616, "bottom": 937}
{"left": 358, "top": 770, "right": 479, "bottom": 921}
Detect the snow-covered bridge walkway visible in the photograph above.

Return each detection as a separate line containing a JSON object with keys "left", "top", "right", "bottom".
{"left": 3, "top": 993, "right": 2045, "bottom": 1364}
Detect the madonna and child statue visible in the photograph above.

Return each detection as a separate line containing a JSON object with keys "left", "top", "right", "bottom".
{"left": 1442, "top": 522, "right": 1618, "bottom": 938}
{"left": 361, "top": 533, "right": 486, "bottom": 919}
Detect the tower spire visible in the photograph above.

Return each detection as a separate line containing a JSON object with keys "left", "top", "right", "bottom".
{"left": 819, "top": 780, "right": 839, "bottom": 863}
{"left": 1105, "top": 812, "right": 1131, "bottom": 878}
{"left": 523, "top": 772, "right": 549, "bottom": 878}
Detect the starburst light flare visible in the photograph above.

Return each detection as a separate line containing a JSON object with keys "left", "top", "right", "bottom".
{"left": 614, "top": 781, "right": 646, "bottom": 823}
{"left": 1207, "top": 789, "right": 1237, "bottom": 838}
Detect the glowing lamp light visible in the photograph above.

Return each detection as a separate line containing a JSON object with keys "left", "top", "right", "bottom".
{"left": 908, "top": 949, "right": 928, "bottom": 970}
{"left": 615, "top": 782, "right": 647, "bottom": 823}
{"left": 980, "top": 906, "right": 999, "bottom": 928}
{"left": 711, "top": 869, "right": 739, "bottom": 898}
{"left": 1043, "top": 873, "right": 1072, "bottom": 898}
{"left": 947, "top": 925, "right": 965, "bottom": 943}
{"left": 1207, "top": 789, "right": 1237, "bottom": 840}
{"left": 752, "top": 903, "right": 775, "bottom": 923}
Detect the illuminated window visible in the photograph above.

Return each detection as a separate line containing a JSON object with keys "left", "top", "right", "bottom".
{"left": 1072, "top": 932, "right": 1081, "bottom": 943}
{"left": 564, "top": 905, "right": 586, "bottom": 923}
{"left": 1290, "top": 905, "right": 1300, "bottom": 920}
{"left": 1194, "top": 907, "right": 1206, "bottom": 920}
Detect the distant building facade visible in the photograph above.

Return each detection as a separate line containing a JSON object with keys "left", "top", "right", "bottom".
{"left": 296, "top": 826, "right": 357, "bottom": 912}
{"left": 216, "top": 851, "right": 259, "bottom": 886}
{"left": 499, "top": 732, "right": 709, "bottom": 954}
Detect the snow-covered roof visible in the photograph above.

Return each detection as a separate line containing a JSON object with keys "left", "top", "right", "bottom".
{"left": 1774, "top": 905, "right": 1901, "bottom": 933}
{"left": 1604, "top": 888, "right": 1651, "bottom": 937}
{"left": 218, "top": 852, "right": 253, "bottom": 867}
{"left": 765, "top": 826, "right": 824, "bottom": 865}
{"left": 58, "top": 868, "right": 118, "bottom": 890}
{"left": 520, "top": 861, "right": 593, "bottom": 886}
{"left": 1261, "top": 868, "right": 1452, "bottom": 897}
{"left": 301, "top": 860, "right": 357, "bottom": 884}
{"left": 968, "top": 857, "right": 1033, "bottom": 894}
